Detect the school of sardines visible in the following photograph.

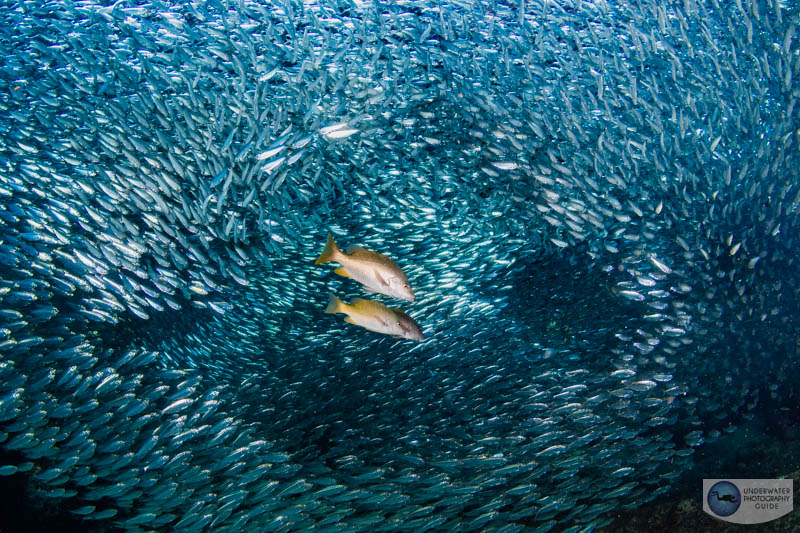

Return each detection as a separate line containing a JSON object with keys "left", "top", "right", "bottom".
{"left": 0, "top": 0, "right": 798, "bottom": 531}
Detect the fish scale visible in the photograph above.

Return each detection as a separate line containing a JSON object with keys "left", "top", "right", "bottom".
{"left": 0, "top": 0, "right": 798, "bottom": 531}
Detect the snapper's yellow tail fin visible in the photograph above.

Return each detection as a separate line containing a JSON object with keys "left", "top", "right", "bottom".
{"left": 324, "top": 293, "right": 346, "bottom": 314}
{"left": 314, "top": 232, "right": 340, "bottom": 265}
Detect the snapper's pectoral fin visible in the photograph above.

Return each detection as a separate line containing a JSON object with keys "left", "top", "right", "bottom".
{"left": 334, "top": 267, "right": 351, "bottom": 278}
{"left": 374, "top": 269, "right": 389, "bottom": 287}
{"left": 344, "top": 316, "right": 356, "bottom": 324}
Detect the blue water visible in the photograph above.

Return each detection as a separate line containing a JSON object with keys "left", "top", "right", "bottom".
{"left": 0, "top": 0, "right": 798, "bottom": 531}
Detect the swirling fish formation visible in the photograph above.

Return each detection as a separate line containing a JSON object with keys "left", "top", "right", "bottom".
{"left": 0, "top": 0, "right": 798, "bottom": 531}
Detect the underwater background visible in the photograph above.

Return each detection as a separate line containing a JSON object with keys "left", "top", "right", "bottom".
{"left": 1, "top": 0, "right": 799, "bottom": 531}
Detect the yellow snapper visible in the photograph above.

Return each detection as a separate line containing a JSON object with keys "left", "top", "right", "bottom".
{"left": 324, "top": 293, "right": 424, "bottom": 341}
{"left": 314, "top": 232, "right": 415, "bottom": 302}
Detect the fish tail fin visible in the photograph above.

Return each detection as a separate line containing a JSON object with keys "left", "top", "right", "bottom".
{"left": 324, "top": 293, "right": 346, "bottom": 314}
{"left": 314, "top": 232, "right": 340, "bottom": 265}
